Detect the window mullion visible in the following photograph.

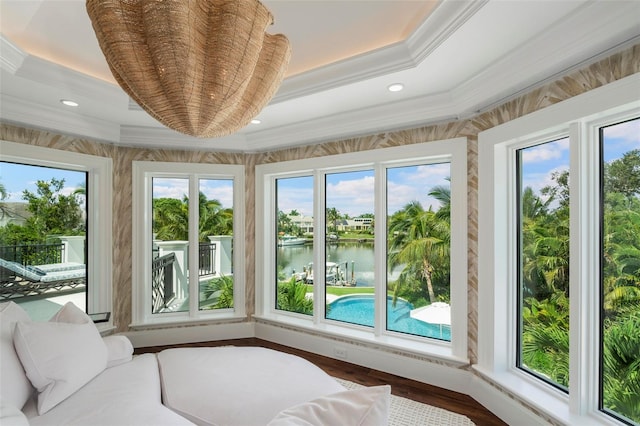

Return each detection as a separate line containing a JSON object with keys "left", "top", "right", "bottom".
{"left": 374, "top": 163, "right": 386, "bottom": 336}
{"left": 188, "top": 175, "right": 199, "bottom": 317}
{"left": 313, "top": 170, "right": 325, "bottom": 325}
{"left": 569, "top": 121, "right": 601, "bottom": 415}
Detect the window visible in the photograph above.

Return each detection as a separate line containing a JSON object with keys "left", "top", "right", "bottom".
{"left": 257, "top": 139, "right": 467, "bottom": 360}
{"left": 132, "top": 161, "right": 244, "bottom": 325}
{"left": 478, "top": 75, "right": 639, "bottom": 425}
{"left": 516, "top": 137, "right": 570, "bottom": 391}
{"left": 0, "top": 141, "right": 112, "bottom": 324}
{"left": 275, "top": 175, "right": 313, "bottom": 316}
{"left": 387, "top": 163, "right": 452, "bottom": 340}
{"left": 600, "top": 118, "right": 640, "bottom": 424}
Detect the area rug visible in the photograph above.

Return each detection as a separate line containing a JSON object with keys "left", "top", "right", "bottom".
{"left": 335, "top": 378, "right": 475, "bottom": 426}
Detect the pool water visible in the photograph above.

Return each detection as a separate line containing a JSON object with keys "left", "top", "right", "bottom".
{"left": 326, "top": 295, "right": 451, "bottom": 341}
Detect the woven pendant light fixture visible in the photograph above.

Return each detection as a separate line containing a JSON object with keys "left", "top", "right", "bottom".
{"left": 86, "top": 0, "right": 291, "bottom": 138}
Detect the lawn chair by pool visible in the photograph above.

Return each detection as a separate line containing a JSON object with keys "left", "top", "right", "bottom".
{"left": 0, "top": 258, "right": 86, "bottom": 300}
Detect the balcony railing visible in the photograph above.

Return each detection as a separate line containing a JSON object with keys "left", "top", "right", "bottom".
{"left": 151, "top": 252, "right": 176, "bottom": 313}
{"left": 0, "top": 241, "right": 85, "bottom": 300}
{"left": 199, "top": 242, "right": 217, "bottom": 277}
{"left": 0, "top": 242, "right": 65, "bottom": 266}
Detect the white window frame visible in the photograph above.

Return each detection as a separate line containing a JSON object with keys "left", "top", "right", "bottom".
{"left": 0, "top": 141, "right": 113, "bottom": 329}
{"left": 477, "top": 73, "right": 640, "bottom": 425}
{"left": 256, "top": 139, "right": 468, "bottom": 362}
{"left": 131, "top": 161, "right": 245, "bottom": 326}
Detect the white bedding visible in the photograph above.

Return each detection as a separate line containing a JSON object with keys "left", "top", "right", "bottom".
{"left": 25, "top": 354, "right": 194, "bottom": 426}
{"left": 157, "top": 347, "right": 346, "bottom": 426}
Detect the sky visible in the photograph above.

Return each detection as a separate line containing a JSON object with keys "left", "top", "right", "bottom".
{"left": 1, "top": 119, "right": 637, "bottom": 211}
{"left": 520, "top": 118, "right": 639, "bottom": 200}
{"left": 277, "top": 162, "right": 451, "bottom": 218}
{"left": 152, "top": 178, "right": 234, "bottom": 208}
{"left": 0, "top": 162, "right": 86, "bottom": 203}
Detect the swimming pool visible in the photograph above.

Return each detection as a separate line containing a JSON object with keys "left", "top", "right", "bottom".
{"left": 326, "top": 294, "right": 451, "bottom": 341}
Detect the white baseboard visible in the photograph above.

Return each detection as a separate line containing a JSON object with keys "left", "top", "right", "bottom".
{"left": 255, "top": 321, "right": 471, "bottom": 395}
{"left": 123, "top": 322, "right": 255, "bottom": 348}
{"left": 468, "top": 374, "right": 546, "bottom": 426}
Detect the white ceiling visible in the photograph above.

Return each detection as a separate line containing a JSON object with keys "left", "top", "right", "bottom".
{"left": 1, "top": 0, "right": 639, "bottom": 152}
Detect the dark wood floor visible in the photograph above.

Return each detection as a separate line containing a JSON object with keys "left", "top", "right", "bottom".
{"left": 136, "top": 337, "right": 507, "bottom": 426}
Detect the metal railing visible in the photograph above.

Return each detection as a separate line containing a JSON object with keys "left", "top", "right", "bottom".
{"left": 151, "top": 252, "right": 176, "bottom": 313}
{"left": 198, "top": 242, "right": 217, "bottom": 276}
{"left": 0, "top": 242, "right": 65, "bottom": 266}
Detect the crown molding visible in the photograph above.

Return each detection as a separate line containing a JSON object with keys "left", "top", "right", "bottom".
{"left": 451, "top": 1, "right": 640, "bottom": 118}
{"left": 244, "top": 92, "right": 458, "bottom": 152}
{"left": 0, "top": 93, "right": 120, "bottom": 142}
{"left": 16, "top": 54, "right": 122, "bottom": 105}
{"left": 272, "top": 0, "right": 488, "bottom": 104}
{"left": 0, "top": 35, "right": 27, "bottom": 74}
{"left": 119, "top": 125, "right": 248, "bottom": 152}
{"left": 406, "top": 0, "right": 489, "bottom": 64}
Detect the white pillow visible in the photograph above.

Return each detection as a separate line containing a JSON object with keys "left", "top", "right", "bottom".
{"left": 0, "top": 399, "right": 30, "bottom": 426}
{"left": 49, "top": 300, "right": 90, "bottom": 323}
{"left": 268, "top": 385, "right": 391, "bottom": 426}
{"left": 0, "top": 302, "right": 34, "bottom": 410}
{"left": 13, "top": 302, "right": 107, "bottom": 415}
{"left": 103, "top": 335, "right": 134, "bottom": 368}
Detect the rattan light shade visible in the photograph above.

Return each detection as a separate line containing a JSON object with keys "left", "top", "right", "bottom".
{"left": 86, "top": 0, "right": 291, "bottom": 138}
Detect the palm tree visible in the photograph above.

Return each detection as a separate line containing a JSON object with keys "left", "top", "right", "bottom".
{"left": 388, "top": 201, "right": 450, "bottom": 304}
{"left": 0, "top": 181, "right": 8, "bottom": 220}
{"left": 153, "top": 192, "right": 232, "bottom": 241}
{"left": 276, "top": 277, "right": 313, "bottom": 315}
{"left": 521, "top": 293, "right": 570, "bottom": 388}
{"left": 326, "top": 207, "right": 340, "bottom": 233}
{"left": 602, "top": 309, "right": 640, "bottom": 422}
{"left": 202, "top": 275, "right": 234, "bottom": 309}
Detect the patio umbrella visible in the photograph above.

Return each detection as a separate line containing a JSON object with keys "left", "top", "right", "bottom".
{"left": 410, "top": 302, "right": 451, "bottom": 338}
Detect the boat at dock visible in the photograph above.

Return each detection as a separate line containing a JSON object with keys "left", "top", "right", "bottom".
{"left": 295, "top": 261, "right": 356, "bottom": 286}
{"left": 278, "top": 235, "right": 307, "bottom": 246}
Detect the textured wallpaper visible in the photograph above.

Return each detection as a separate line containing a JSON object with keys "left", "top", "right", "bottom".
{"left": 1, "top": 44, "right": 638, "bottom": 370}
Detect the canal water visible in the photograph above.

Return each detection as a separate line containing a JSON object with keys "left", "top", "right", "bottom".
{"left": 277, "top": 242, "right": 400, "bottom": 286}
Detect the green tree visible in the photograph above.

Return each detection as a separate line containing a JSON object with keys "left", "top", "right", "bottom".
{"left": 388, "top": 200, "right": 450, "bottom": 305}
{"left": 21, "top": 178, "right": 84, "bottom": 237}
{"left": 326, "top": 207, "right": 340, "bottom": 233}
{"left": 602, "top": 309, "right": 640, "bottom": 422}
{"left": 202, "top": 275, "right": 234, "bottom": 309}
{"left": 276, "top": 277, "right": 313, "bottom": 315}
{"left": 605, "top": 149, "right": 640, "bottom": 199}
{"left": 521, "top": 293, "right": 570, "bottom": 388}
{"left": 153, "top": 192, "right": 232, "bottom": 241}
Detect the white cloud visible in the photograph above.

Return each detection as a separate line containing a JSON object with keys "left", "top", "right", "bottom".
{"left": 326, "top": 175, "right": 374, "bottom": 216}
{"left": 200, "top": 181, "right": 234, "bottom": 208}
{"left": 603, "top": 119, "right": 640, "bottom": 144}
{"left": 152, "top": 178, "right": 188, "bottom": 199}
{"left": 521, "top": 138, "right": 568, "bottom": 163}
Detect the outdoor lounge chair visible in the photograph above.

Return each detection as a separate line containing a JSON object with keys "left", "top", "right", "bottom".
{"left": 0, "top": 258, "right": 86, "bottom": 300}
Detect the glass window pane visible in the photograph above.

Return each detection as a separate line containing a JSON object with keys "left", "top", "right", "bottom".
{"left": 198, "top": 179, "right": 234, "bottom": 311}
{"left": 0, "top": 162, "right": 87, "bottom": 320}
{"left": 600, "top": 117, "right": 640, "bottom": 424}
{"left": 386, "top": 163, "right": 452, "bottom": 340}
{"left": 324, "top": 170, "right": 374, "bottom": 326}
{"left": 275, "top": 176, "right": 313, "bottom": 315}
{"left": 516, "top": 138, "right": 570, "bottom": 391}
{"left": 151, "top": 177, "right": 189, "bottom": 314}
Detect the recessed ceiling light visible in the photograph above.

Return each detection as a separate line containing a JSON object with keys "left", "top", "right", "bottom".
{"left": 251, "top": 119, "right": 261, "bottom": 124}
{"left": 60, "top": 99, "right": 79, "bottom": 107}
{"left": 387, "top": 83, "right": 404, "bottom": 92}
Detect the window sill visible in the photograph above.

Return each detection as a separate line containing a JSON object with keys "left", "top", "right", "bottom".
{"left": 97, "top": 323, "right": 116, "bottom": 336}
{"left": 472, "top": 365, "right": 626, "bottom": 426}
{"left": 129, "top": 311, "right": 247, "bottom": 330}
{"left": 254, "top": 313, "right": 469, "bottom": 367}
